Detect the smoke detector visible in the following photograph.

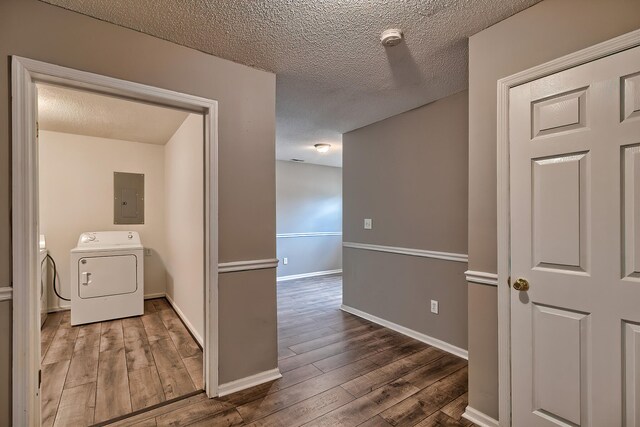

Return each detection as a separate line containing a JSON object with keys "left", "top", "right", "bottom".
{"left": 380, "top": 29, "right": 403, "bottom": 47}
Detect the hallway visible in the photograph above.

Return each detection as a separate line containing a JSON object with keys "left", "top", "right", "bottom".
{"left": 109, "top": 274, "right": 471, "bottom": 426}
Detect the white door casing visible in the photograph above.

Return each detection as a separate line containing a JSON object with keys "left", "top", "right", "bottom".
{"left": 509, "top": 45, "right": 640, "bottom": 426}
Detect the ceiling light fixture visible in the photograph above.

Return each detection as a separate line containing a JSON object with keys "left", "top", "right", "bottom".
{"left": 314, "top": 143, "right": 331, "bottom": 153}
{"left": 380, "top": 29, "right": 403, "bottom": 47}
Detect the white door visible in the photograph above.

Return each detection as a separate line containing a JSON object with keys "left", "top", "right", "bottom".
{"left": 510, "top": 45, "right": 640, "bottom": 426}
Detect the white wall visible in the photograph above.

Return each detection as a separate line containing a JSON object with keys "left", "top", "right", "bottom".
{"left": 39, "top": 130, "right": 167, "bottom": 310}
{"left": 276, "top": 160, "right": 342, "bottom": 278}
{"left": 164, "top": 114, "right": 204, "bottom": 342}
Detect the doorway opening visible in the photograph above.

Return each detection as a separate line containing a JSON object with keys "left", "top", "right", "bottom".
{"left": 11, "top": 57, "right": 219, "bottom": 427}
{"left": 275, "top": 159, "right": 343, "bottom": 362}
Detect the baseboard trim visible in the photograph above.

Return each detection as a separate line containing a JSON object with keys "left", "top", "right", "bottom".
{"left": 343, "top": 242, "right": 468, "bottom": 263}
{"left": 277, "top": 269, "right": 342, "bottom": 282}
{"left": 165, "top": 293, "right": 203, "bottom": 347}
{"left": 218, "top": 258, "right": 279, "bottom": 273}
{"left": 46, "top": 305, "right": 70, "bottom": 313}
{"left": 144, "top": 292, "right": 167, "bottom": 300}
{"left": 0, "top": 286, "right": 12, "bottom": 301}
{"left": 340, "top": 304, "right": 468, "bottom": 360}
{"left": 217, "top": 368, "right": 282, "bottom": 397}
{"left": 462, "top": 406, "right": 499, "bottom": 427}
{"left": 465, "top": 270, "right": 499, "bottom": 287}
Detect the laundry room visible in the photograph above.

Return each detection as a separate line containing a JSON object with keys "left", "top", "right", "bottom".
{"left": 37, "top": 83, "right": 207, "bottom": 424}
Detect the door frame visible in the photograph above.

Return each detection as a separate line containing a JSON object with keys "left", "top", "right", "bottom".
{"left": 11, "top": 56, "right": 219, "bottom": 426}
{"left": 496, "top": 29, "right": 640, "bottom": 427}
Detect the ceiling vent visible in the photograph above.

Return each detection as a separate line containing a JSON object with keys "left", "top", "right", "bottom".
{"left": 380, "top": 29, "right": 403, "bottom": 47}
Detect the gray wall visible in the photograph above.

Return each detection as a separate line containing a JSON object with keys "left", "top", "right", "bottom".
{"left": 343, "top": 90, "right": 469, "bottom": 350}
{"left": 468, "top": 0, "right": 640, "bottom": 419}
{"left": 0, "top": 0, "right": 277, "bottom": 421}
{"left": 276, "top": 160, "right": 342, "bottom": 278}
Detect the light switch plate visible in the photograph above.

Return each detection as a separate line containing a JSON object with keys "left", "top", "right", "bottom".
{"left": 430, "top": 300, "right": 439, "bottom": 314}
{"left": 364, "top": 218, "right": 372, "bottom": 230}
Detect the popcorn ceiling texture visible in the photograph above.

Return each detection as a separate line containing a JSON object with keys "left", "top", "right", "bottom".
{"left": 41, "top": 0, "right": 540, "bottom": 166}
{"left": 38, "top": 84, "right": 189, "bottom": 145}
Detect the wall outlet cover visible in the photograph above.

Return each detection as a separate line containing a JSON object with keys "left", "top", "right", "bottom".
{"left": 283, "top": 257, "right": 288, "bottom": 265}
{"left": 364, "top": 218, "right": 372, "bottom": 230}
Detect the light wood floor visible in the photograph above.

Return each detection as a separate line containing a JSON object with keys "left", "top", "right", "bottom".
{"left": 105, "top": 274, "right": 474, "bottom": 427}
{"left": 41, "top": 298, "right": 203, "bottom": 426}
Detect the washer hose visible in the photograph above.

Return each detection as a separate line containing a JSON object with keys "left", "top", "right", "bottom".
{"left": 45, "top": 253, "right": 70, "bottom": 302}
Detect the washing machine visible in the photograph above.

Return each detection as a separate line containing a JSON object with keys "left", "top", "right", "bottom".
{"left": 39, "top": 235, "right": 48, "bottom": 327}
{"left": 70, "top": 231, "right": 144, "bottom": 325}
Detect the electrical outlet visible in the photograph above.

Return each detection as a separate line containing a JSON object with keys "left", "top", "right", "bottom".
{"left": 283, "top": 257, "right": 288, "bottom": 265}
{"left": 144, "top": 248, "right": 152, "bottom": 257}
{"left": 364, "top": 218, "right": 372, "bottom": 230}
{"left": 430, "top": 300, "right": 439, "bottom": 314}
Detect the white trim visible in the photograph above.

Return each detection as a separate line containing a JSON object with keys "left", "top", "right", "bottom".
{"left": 465, "top": 270, "right": 499, "bottom": 287}
{"left": 218, "top": 258, "right": 279, "bottom": 273}
{"left": 217, "top": 368, "right": 282, "bottom": 397}
{"left": 495, "top": 29, "right": 640, "bottom": 427}
{"left": 343, "top": 242, "right": 467, "bottom": 263}
{"left": 12, "top": 56, "right": 41, "bottom": 427}
{"left": 11, "top": 56, "right": 219, "bottom": 426}
{"left": 277, "top": 269, "right": 342, "bottom": 282}
{"left": 340, "top": 304, "right": 468, "bottom": 360}
{"left": 165, "top": 293, "right": 204, "bottom": 347}
{"left": 276, "top": 231, "right": 342, "bottom": 238}
{"left": 46, "top": 305, "right": 70, "bottom": 314}
{"left": 144, "top": 292, "right": 167, "bottom": 300}
{"left": 462, "top": 406, "right": 500, "bottom": 427}
{"left": 0, "top": 287, "right": 12, "bottom": 301}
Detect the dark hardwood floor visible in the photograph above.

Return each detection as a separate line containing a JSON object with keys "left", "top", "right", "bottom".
{"left": 106, "top": 274, "right": 472, "bottom": 427}
{"left": 41, "top": 299, "right": 203, "bottom": 426}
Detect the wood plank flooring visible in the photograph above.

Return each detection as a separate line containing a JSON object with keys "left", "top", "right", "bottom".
{"left": 41, "top": 299, "right": 203, "bottom": 426}
{"left": 107, "top": 274, "right": 474, "bottom": 427}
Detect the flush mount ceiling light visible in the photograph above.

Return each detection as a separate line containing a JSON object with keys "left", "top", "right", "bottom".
{"left": 314, "top": 143, "right": 331, "bottom": 153}
{"left": 380, "top": 29, "right": 403, "bottom": 47}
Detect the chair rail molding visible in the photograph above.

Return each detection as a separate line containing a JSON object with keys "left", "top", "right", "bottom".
{"left": 343, "top": 242, "right": 468, "bottom": 263}
{"left": 465, "top": 270, "right": 499, "bottom": 286}
{"left": 218, "top": 258, "right": 279, "bottom": 273}
{"left": 0, "top": 287, "right": 12, "bottom": 301}
{"left": 276, "top": 231, "right": 342, "bottom": 238}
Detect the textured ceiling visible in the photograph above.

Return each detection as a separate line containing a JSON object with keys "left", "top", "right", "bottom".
{"left": 41, "top": 0, "right": 540, "bottom": 166}
{"left": 37, "top": 84, "right": 189, "bottom": 145}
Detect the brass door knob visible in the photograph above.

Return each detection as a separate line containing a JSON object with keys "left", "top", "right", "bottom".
{"left": 513, "top": 278, "right": 529, "bottom": 291}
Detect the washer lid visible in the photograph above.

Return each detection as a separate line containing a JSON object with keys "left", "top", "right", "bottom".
{"left": 72, "top": 231, "right": 143, "bottom": 253}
